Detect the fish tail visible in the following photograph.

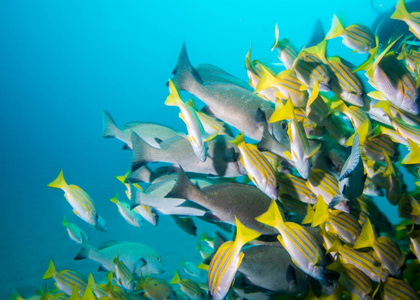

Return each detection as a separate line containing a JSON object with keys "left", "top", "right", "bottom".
{"left": 171, "top": 42, "right": 203, "bottom": 92}
{"left": 169, "top": 271, "right": 182, "bottom": 284}
{"left": 109, "top": 193, "right": 119, "bottom": 204}
{"left": 62, "top": 215, "right": 69, "bottom": 227}
{"left": 255, "top": 200, "right": 284, "bottom": 229}
{"left": 47, "top": 170, "right": 68, "bottom": 189}
{"left": 311, "top": 196, "right": 329, "bottom": 227}
{"left": 254, "top": 65, "right": 278, "bottom": 93}
{"left": 87, "top": 273, "right": 96, "bottom": 288}
{"left": 131, "top": 132, "right": 160, "bottom": 171}
{"left": 234, "top": 217, "right": 261, "bottom": 246}
{"left": 102, "top": 111, "right": 121, "bottom": 139}
{"left": 268, "top": 98, "right": 295, "bottom": 123}
{"left": 402, "top": 139, "right": 420, "bottom": 164}
{"left": 43, "top": 260, "right": 57, "bottom": 279}
{"left": 230, "top": 132, "right": 244, "bottom": 146}
{"left": 325, "top": 14, "right": 345, "bottom": 40}
{"left": 353, "top": 217, "right": 375, "bottom": 249}
{"left": 165, "top": 80, "right": 183, "bottom": 107}
{"left": 391, "top": 0, "right": 410, "bottom": 21}
{"left": 165, "top": 166, "right": 201, "bottom": 201}
{"left": 74, "top": 237, "right": 92, "bottom": 260}
{"left": 130, "top": 183, "right": 145, "bottom": 209}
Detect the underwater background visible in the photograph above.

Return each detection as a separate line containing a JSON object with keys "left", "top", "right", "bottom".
{"left": 0, "top": 0, "right": 406, "bottom": 298}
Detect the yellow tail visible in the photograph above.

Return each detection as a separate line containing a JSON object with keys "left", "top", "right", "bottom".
{"left": 169, "top": 271, "right": 182, "bottom": 285}
{"left": 43, "top": 260, "right": 57, "bottom": 279}
{"left": 353, "top": 218, "right": 375, "bottom": 249}
{"left": 109, "top": 193, "right": 119, "bottom": 204}
{"left": 255, "top": 200, "right": 284, "bottom": 230}
{"left": 391, "top": 0, "right": 410, "bottom": 21}
{"left": 325, "top": 15, "right": 346, "bottom": 40}
{"left": 402, "top": 139, "right": 420, "bottom": 165}
{"left": 234, "top": 217, "right": 261, "bottom": 246}
{"left": 47, "top": 170, "right": 68, "bottom": 189}
{"left": 165, "top": 80, "right": 183, "bottom": 107}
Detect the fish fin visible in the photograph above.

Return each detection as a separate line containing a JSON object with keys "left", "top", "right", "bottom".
{"left": 328, "top": 195, "right": 348, "bottom": 209}
{"left": 283, "top": 150, "right": 293, "bottom": 160}
{"left": 43, "top": 260, "right": 56, "bottom": 279}
{"left": 353, "top": 218, "right": 375, "bottom": 249}
{"left": 109, "top": 193, "right": 119, "bottom": 204}
{"left": 307, "top": 19, "right": 325, "bottom": 48}
{"left": 102, "top": 111, "right": 121, "bottom": 139}
{"left": 372, "top": 37, "right": 401, "bottom": 74}
{"left": 325, "top": 14, "right": 345, "bottom": 40}
{"left": 230, "top": 132, "right": 245, "bottom": 146}
{"left": 165, "top": 166, "right": 202, "bottom": 201}
{"left": 410, "top": 197, "right": 420, "bottom": 216}
{"left": 171, "top": 42, "right": 203, "bottom": 91}
{"left": 305, "top": 40, "right": 328, "bottom": 64}
{"left": 368, "top": 90, "right": 387, "bottom": 100}
{"left": 302, "top": 203, "right": 315, "bottom": 225}
{"left": 204, "top": 131, "right": 218, "bottom": 142}
{"left": 237, "top": 252, "right": 245, "bottom": 269}
{"left": 47, "top": 170, "right": 68, "bottom": 189}
{"left": 169, "top": 271, "right": 182, "bottom": 285}
{"left": 122, "top": 144, "right": 130, "bottom": 150}
{"left": 98, "top": 265, "right": 108, "bottom": 272}
{"left": 234, "top": 216, "right": 261, "bottom": 246}
{"left": 306, "top": 142, "right": 321, "bottom": 159}
{"left": 326, "top": 260, "right": 342, "bottom": 272}
{"left": 62, "top": 216, "right": 69, "bottom": 227}
{"left": 131, "top": 132, "right": 160, "bottom": 171}
{"left": 255, "top": 200, "right": 284, "bottom": 229}
{"left": 306, "top": 81, "right": 320, "bottom": 108}
{"left": 339, "top": 133, "right": 360, "bottom": 180}
{"left": 197, "top": 262, "right": 209, "bottom": 271}
{"left": 383, "top": 151, "right": 395, "bottom": 177}
{"left": 254, "top": 65, "right": 278, "bottom": 93}
{"left": 254, "top": 107, "right": 267, "bottom": 126}
{"left": 402, "top": 139, "right": 420, "bottom": 164}
{"left": 326, "top": 237, "right": 341, "bottom": 255}
{"left": 312, "top": 196, "right": 329, "bottom": 227}
{"left": 74, "top": 237, "right": 91, "bottom": 260}
{"left": 344, "top": 119, "right": 369, "bottom": 146}
{"left": 269, "top": 98, "right": 295, "bottom": 123}
{"left": 390, "top": 0, "right": 410, "bottom": 21}
{"left": 271, "top": 24, "right": 279, "bottom": 51}
{"left": 165, "top": 80, "right": 183, "bottom": 106}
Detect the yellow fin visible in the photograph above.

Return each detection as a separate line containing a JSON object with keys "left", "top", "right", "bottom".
{"left": 165, "top": 80, "right": 183, "bottom": 107}
{"left": 196, "top": 263, "right": 209, "bottom": 271}
{"left": 372, "top": 37, "right": 401, "bottom": 73}
{"left": 169, "top": 271, "right": 182, "bottom": 285}
{"left": 47, "top": 170, "right": 68, "bottom": 189}
{"left": 353, "top": 218, "right": 375, "bottom": 249}
{"left": 255, "top": 200, "right": 284, "bottom": 230}
{"left": 383, "top": 151, "right": 395, "bottom": 177}
{"left": 43, "top": 260, "right": 57, "bottom": 280}
{"left": 402, "top": 139, "right": 420, "bottom": 164}
{"left": 283, "top": 150, "right": 293, "bottom": 160}
{"left": 116, "top": 172, "right": 129, "bottom": 184}
{"left": 235, "top": 216, "right": 261, "bottom": 246}
{"left": 325, "top": 14, "right": 346, "bottom": 40}
{"left": 306, "top": 81, "right": 320, "bottom": 108}
{"left": 109, "top": 193, "right": 119, "bottom": 204}
{"left": 312, "top": 196, "right": 330, "bottom": 227}
{"left": 302, "top": 204, "right": 315, "bottom": 225}
{"left": 410, "top": 197, "right": 420, "bottom": 216}
{"left": 345, "top": 119, "right": 369, "bottom": 146}
{"left": 305, "top": 40, "right": 328, "bottom": 63}
{"left": 391, "top": 0, "right": 410, "bottom": 21}
{"left": 230, "top": 132, "right": 245, "bottom": 146}
{"left": 271, "top": 24, "right": 279, "bottom": 51}
{"left": 269, "top": 98, "right": 295, "bottom": 123}
{"left": 306, "top": 142, "right": 322, "bottom": 159}
{"left": 368, "top": 90, "right": 387, "bottom": 100}
{"left": 254, "top": 65, "right": 278, "bottom": 93}
{"left": 326, "top": 237, "right": 341, "bottom": 255}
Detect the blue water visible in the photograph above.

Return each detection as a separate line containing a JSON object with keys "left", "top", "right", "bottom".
{"left": 0, "top": 0, "right": 404, "bottom": 298}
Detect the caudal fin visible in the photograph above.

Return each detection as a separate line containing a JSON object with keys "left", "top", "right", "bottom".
{"left": 234, "top": 217, "right": 261, "bottom": 246}
{"left": 171, "top": 42, "right": 202, "bottom": 92}
{"left": 131, "top": 132, "right": 161, "bottom": 171}
{"left": 47, "top": 170, "right": 68, "bottom": 189}
{"left": 102, "top": 111, "right": 121, "bottom": 139}
{"left": 165, "top": 167, "right": 202, "bottom": 202}
{"left": 43, "top": 260, "right": 57, "bottom": 279}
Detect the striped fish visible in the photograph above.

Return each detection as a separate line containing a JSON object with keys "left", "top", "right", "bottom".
{"left": 307, "top": 168, "right": 351, "bottom": 213}
{"left": 277, "top": 173, "right": 317, "bottom": 204}
{"left": 87, "top": 273, "right": 109, "bottom": 299}
{"left": 170, "top": 271, "right": 206, "bottom": 299}
{"left": 363, "top": 133, "right": 396, "bottom": 162}
{"left": 271, "top": 25, "right": 298, "bottom": 70}
{"left": 333, "top": 100, "right": 371, "bottom": 130}
{"left": 391, "top": 0, "right": 420, "bottom": 40}
{"left": 255, "top": 200, "right": 326, "bottom": 280}
{"left": 113, "top": 256, "right": 137, "bottom": 291}
{"left": 397, "top": 41, "right": 420, "bottom": 74}
{"left": 327, "top": 260, "right": 373, "bottom": 300}
{"left": 231, "top": 133, "right": 279, "bottom": 199}
{"left": 110, "top": 193, "right": 143, "bottom": 228}
{"left": 261, "top": 150, "right": 286, "bottom": 173}
{"left": 48, "top": 170, "right": 107, "bottom": 231}
{"left": 354, "top": 218, "right": 404, "bottom": 276}
{"left": 325, "top": 14, "right": 375, "bottom": 53}
{"left": 166, "top": 80, "right": 209, "bottom": 162}
{"left": 328, "top": 239, "right": 389, "bottom": 282}
{"left": 306, "top": 87, "right": 329, "bottom": 125}
{"left": 383, "top": 277, "right": 420, "bottom": 300}
{"left": 392, "top": 117, "right": 420, "bottom": 144}
{"left": 43, "top": 260, "right": 87, "bottom": 296}
{"left": 196, "top": 110, "right": 231, "bottom": 137}
{"left": 410, "top": 230, "right": 420, "bottom": 263}
{"left": 269, "top": 99, "right": 320, "bottom": 179}
{"left": 208, "top": 217, "right": 261, "bottom": 300}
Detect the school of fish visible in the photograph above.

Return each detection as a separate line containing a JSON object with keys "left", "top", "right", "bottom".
{"left": 11, "top": 0, "right": 420, "bottom": 299}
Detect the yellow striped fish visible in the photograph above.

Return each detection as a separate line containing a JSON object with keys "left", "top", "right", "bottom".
{"left": 110, "top": 193, "right": 143, "bottom": 228}
{"left": 113, "top": 256, "right": 137, "bottom": 291}
{"left": 306, "top": 86, "right": 329, "bottom": 125}
{"left": 48, "top": 170, "right": 107, "bottom": 231}
{"left": 43, "top": 260, "right": 87, "bottom": 296}
{"left": 325, "top": 14, "right": 375, "bottom": 53}
{"left": 392, "top": 117, "right": 420, "bottom": 144}
{"left": 277, "top": 173, "right": 317, "bottom": 204}
{"left": 363, "top": 133, "right": 396, "bottom": 162}
{"left": 391, "top": 0, "right": 420, "bottom": 40}
{"left": 333, "top": 100, "right": 371, "bottom": 130}
{"left": 307, "top": 169, "right": 351, "bottom": 213}
{"left": 196, "top": 110, "right": 231, "bottom": 137}
{"left": 272, "top": 25, "right": 298, "bottom": 70}
{"left": 208, "top": 217, "right": 261, "bottom": 300}
{"left": 87, "top": 273, "right": 109, "bottom": 299}
{"left": 170, "top": 271, "right": 206, "bottom": 300}
{"left": 255, "top": 200, "right": 326, "bottom": 280}
{"left": 353, "top": 218, "right": 403, "bottom": 276}
{"left": 383, "top": 277, "right": 420, "bottom": 300}
{"left": 231, "top": 132, "right": 279, "bottom": 199}
{"left": 261, "top": 150, "right": 285, "bottom": 173}
{"left": 397, "top": 41, "right": 420, "bottom": 74}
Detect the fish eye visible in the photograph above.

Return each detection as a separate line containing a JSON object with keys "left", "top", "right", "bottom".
{"left": 281, "top": 122, "right": 288, "bottom": 131}
{"left": 156, "top": 256, "right": 161, "bottom": 262}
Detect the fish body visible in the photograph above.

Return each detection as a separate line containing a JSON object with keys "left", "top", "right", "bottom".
{"left": 143, "top": 277, "right": 176, "bottom": 300}
{"left": 43, "top": 260, "right": 87, "bottom": 296}
{"left": 113, "top": 256, "right": 137, "bottom": 292}
{"left": 62, "top": 216, "right": 90, "bottom": 244}
{"left": 170, "top": 272, "right": 206, "bottom": 299}
{"left": 294, "top": 52, "right": 332, "bottom": 92}
{"left": 391, "top": 0, "right": 420, "bottom": 40}
{"left": 110, "top": 194, "right": 143, "bottom": 228}
{"left": 383, "top": 277, "right": 420, "bottom": 300}
{"left": 48, "top": 170, "right": 107, "bottom": 231}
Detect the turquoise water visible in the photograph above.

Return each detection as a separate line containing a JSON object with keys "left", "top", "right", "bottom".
{"left": 0, "top": 0, "right": 410, "bottom": 298}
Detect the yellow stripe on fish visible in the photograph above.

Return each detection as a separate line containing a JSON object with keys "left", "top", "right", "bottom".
{"left": 383, "top": 277, "right": 420, "bottom": 300}
{"left": 277, "top": 173, "right": 317, "bottom": 204}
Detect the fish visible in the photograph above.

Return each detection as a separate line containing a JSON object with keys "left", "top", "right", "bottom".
{"left": 109, "top": 193, "right": 143, "bottom": 228}
{"left": 62, "top": 216, "right": 90, "bottom": 244}
{"left": 391, "top": 0, "right": 420, "bottom": 40}
{"left": 113, "top": 256, "right": 138, "bottom": 292}
{"left": 165, "top": 166, "right": 283, "bottom": 234}
{"left": 207, "top": 217, "right": 261, "bottom": 300}
{"left": 170, "top": 271, "right": 207, "bottom": 300}
{"left": 47, "top": 170, "right": 107, "bottom": 232}
{"left": 171, "top": 42, "right": 281, "bottom": 141}
{"left": 272, "top": 25, "right": 298, "bottom": 70}
{"left": 397, "top": 41, "right": 420, "bottom": 74}
{"left": 255, "top": 200, "right": 326, "bottom": 281}
{"left": 383, "top": 277, "right": 420, "bottom": 300}
{"left": 143, "top": 277, "right": 176, "bottom": 300}
{"left": 102, "top": 111, "right": 183, "bottom": 149}
{"left": 180, "top": 260, "right": 204, "bottom": 278}
{"left": 325, "top": 14, "right": 376, "bottom": 53}
{"left": 43, "top": 260, "right": 87, "bottom": 296}
{"left": 171, "top": 216, "right": 197, "bottom": 237}
{"left": 277, "top": 173, "right": 317, "bottom": 205}
{"left": 131, "top": 133, "right": 246, "bottom": 177}
{"left": 230, "top": 132, "right": 279, "bottom": 199}
{"left": 74, "top": 240, "right": 165, "bottom": 277}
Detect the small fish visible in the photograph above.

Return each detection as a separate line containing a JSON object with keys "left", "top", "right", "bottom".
{"left": 277, "top": 173, "right": 317, "bottom": 205}
{"left": 272, "top": 25, "right": 298, "bottom": 70}
{"left": 230, "top": 132, "right": 279, "bottom": 199}
{"left": 170, "top": 271, "right": 207, "bottom": 300}
{"left": 325, "top": 14, "right": 376, "bottom": 53}
{"left": 143, "top": 277, "right": 176, "bottom": 300}
{"left": 255, "top": 200, "right": 326, "bottom": 280}
{"left": 62, "top": 216, "right": 90, "bottom": 244}
{"left": 181, "top": 261, "right": 204, "bottom": 278}
{"left": 43, "top": 260, "right": 87, "bottom": 296}
{"left": 112, "top": 256, "right": 138, "bottom": 292}
{"left": 391, "top": 0, "right": 420, "bottom": 40}
{"left": 48, "top": 170, "right": 107, "bottom": 231}
{"left": 86, "top": 273, "right": 109, "bottom": 299}
{"left": 397, "top": 41, "right": 420, "bottom": 74}
{"left": 208, "top": 217, "right": 261, "bottom": 300}
{"left": 109, "top": 193, "right": 143, "bottom": 228}
{"left": 166, "top": 80, "right": 210, "bottom": 162}
{"left": 383, "top": 277, "right": 420, "bottom": 300}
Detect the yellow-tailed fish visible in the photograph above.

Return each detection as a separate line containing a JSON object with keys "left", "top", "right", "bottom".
{"left": 332, "top": 100, "right": 370, "bottom": 131}
{"left": 181, "top": 260, "right": 204, "bottom": 277}
{"left": 391, "top": 117, "right": 420, "bottom": 144}
{"left": 383, "top": 151, "right": 404, "bottom": 206}
{"left": 306, "top": 86, "right": 329, "bottom": 125}
{"left": 409, "top": 230, "right": 420, "bottom": 263}
{"left": 86, "top": 273, "right": 109, "bottom": 299}
{"left": 363, "top": 132, "right": 396, "bottom": 162}
{"left": 231, "top": 132, "right": 279, "bottom": 199}
{"left": 327, "top": 56, "right": 365, "bottom": 106}
{"left": 269, "top": 98, "right": 320, "bottom": 179}
{"left": 391, "top": 0, "right": 420, "bottom": 40}
{"left": 109, "top": 193, "right": 143, "bottom": 228}
{"left": 402, "top": 139, "right": 420, "bottom": 164}
{"left": 261, "top": 150, "right": 286, "bottom": 173}
{"left": 196, "top": 109, "right": 231, "bottom": 137}
{"left": 383, "top": 277, "right": 420, "bottom": 300}
{"left": 166, "top": 80, "right": 209, "bottom": 162}
{"left": 207, "top": 217, "right": 261, "bottom": 300}
{"left": 397, "top": 40, "right": 420, "bottom": 74}
{"left": 277, "top": 173, "right": 317, "bottom": 204}
{"left": 271, "top": 25, "right": 298, "bottom": 70}
{"left": 112, "top": 256, "right": 137, "bottom": 292}
{"left": 62, "top": 216, "right": 90, "bottom": 244}
{"left": 307, "top": 168, "right": 351, "bottom": 213}
{"left": 325, "top": 14, "right": 375, "bottom": 53}
{"left": 43, "top": 260, "right": 87, "bottom": 296}
{"left": 255, "top": 200, "right": 326, "bottom": 280}
{"left": 327, "top": 260, "right": 373, "bottom": 300}
{"left": 48, "top": 170, "right": 107, "bottom": 231}
{"left": 328, "top": 238, "right": 389, "bottom": 282}
{"left": 353, "top": 218, "right": 404, "bottom": 276}
{"left": 378, "top": 125, "right": 409, "bottom": 146}
{"left": 170, "top": 271, "right": 206, "bottom": 300}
